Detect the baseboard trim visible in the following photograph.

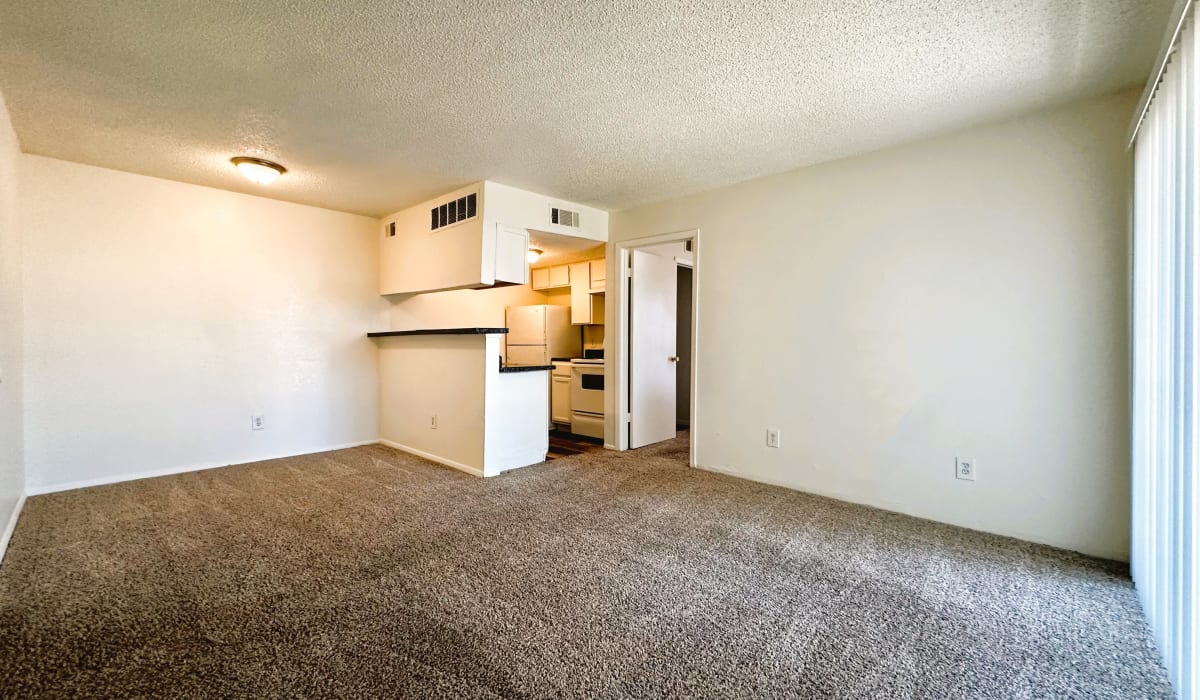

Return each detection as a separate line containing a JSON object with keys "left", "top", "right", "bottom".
{"left": 693, "top": 463, "right": 1126, "bottom": 562}
{"left": 0, "top": 492, "right": 27, "bottom": 566}
{"left": 27, "top": 440, "right": 381, "bottom": 495}
{"left": 378, "top": 440, "right": 485, "bottom": 478}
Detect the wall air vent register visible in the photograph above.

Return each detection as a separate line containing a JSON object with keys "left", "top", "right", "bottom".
{"left": 431, "top": 192, "right": 478, "bottom": 231}
{"left": 550, "top": 206, "right": 579, "bottom": 228}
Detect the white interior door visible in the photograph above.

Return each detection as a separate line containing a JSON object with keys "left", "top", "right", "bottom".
{"left": 629, "top": 248, "right": 678, "bottom": 448}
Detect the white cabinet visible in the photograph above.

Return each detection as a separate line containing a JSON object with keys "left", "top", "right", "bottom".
{"left": 570, "top": 260, "right": 605, "bottom": 325}
{"left": 589, "top": 259, "right": 606, "bottom": 293}
{"left": 570, "top": 263, "right": 593, "bottom": 324}
{"left": 551, "top": 363, "right": 572, "bottom": 425}
{"left": 495, "top": 225, "right": 530, "bottom": 287}
{"left": 570, "top": 264, "right": 587, "bottom": 324}
{"left": 531, "top": 264, "right": 571, "bottom": 291}
{"left": 550, "top": 265, "right": 570, "bottom": 288}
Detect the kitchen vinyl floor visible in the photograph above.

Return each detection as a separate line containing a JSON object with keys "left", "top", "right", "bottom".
{"left": 0, "top": 434, "right": 1172, "bottom": 698}
{"left": 546, "top": 431, "right": 604, "bottom": 460}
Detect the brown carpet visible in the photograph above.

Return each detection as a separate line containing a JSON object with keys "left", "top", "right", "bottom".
{"left": 0, "top": 435, "right": 1173, "bottom": 698}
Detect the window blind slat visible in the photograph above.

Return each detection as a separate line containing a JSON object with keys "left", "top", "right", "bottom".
{"left": 1133, "top": 9, "right": 1198, "bottom": 700}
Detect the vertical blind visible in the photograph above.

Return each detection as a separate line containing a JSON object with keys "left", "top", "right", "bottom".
{"left": 1132, "top": 4, "right": 1199, "bottom": 699}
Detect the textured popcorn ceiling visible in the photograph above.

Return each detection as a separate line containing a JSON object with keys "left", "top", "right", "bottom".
{"left": 0, "top": 0, "right": 1172, "bottom": 216}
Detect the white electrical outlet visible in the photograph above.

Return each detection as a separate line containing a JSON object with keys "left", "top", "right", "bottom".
{"left": 251, "top": 415, "right": 265, "bottom": 431}
{"left": 430, "top": 414, "right": 438, "bottom": 430}
{"left": 956, "top": 456, "right": 976, "bottom": 481}
{"left": 766, "top": 428, "right": 780, "bottom": 448}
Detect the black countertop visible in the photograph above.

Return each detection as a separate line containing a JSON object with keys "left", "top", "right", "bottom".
{"left": 498, "top": 357, "right": 553, "bottom": 373}
{"left": 368, "top": 327, "right": 508, "bottom": 338}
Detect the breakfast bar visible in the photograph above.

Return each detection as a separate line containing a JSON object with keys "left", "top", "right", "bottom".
{"left": 368, "top": 327, "right": 551, "bottom": 477}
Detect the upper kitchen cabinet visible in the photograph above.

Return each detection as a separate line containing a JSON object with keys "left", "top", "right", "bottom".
{"left": 589, "top": 259, "right": 606, "bottom": 293}
{"left": 531, "top": 264, "right": 571, "bottom": 291}
{"left": 570, "top": 261, "right": 604, "bottom": 324}
{"left": 379, "top": 181, "right": 608, "bottom": 296}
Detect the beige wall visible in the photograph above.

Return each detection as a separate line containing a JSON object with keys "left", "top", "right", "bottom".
{"left": 386, "top": 285, "right": 553, "bottom": 330}
{"left": 20, "top": 156, "right": 386, "bottom": 492}
{"left": 0, "top": 91, "right": 23, "bottom": 551}
{"left": 377, "top": 334, "right": 489, "bottom": 473}
{"left": 610, "top": 90, "right": 1136, "bottom": 560}
{"left": 376, "top": 332, "right": 549, "bottom": 477}
{"left": 383, "top": 268, "right": 583, "bottom": 366}
{"left": 381, "top": 240, "right": 609, "bottom": 331}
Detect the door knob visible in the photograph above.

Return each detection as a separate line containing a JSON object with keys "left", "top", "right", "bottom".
{"left": 668, "top": 355, "right": 680, "bottom": 363}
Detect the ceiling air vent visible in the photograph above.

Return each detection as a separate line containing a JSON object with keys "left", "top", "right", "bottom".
{"left": 431, "top": 192, "right": 478, "bottom": 231}
{"left": 550, "top": 206, "right": 580, "bottom": 228}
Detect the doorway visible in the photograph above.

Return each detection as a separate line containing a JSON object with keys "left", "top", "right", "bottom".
{"left": 676, "top": 264, "right": 693, "bottom": 430}
{"left": 608, "top": 229, "right": 699, "bottom": 466}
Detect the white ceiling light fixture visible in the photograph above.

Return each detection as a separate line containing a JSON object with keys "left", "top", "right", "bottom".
{"left": 527, "top": 247, "right": 544, "bottom": 264}
{"left": 231, "top": 156, "right": 286, "bottom": 185}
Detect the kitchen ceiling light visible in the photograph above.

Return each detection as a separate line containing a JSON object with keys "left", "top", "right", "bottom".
{"left": 527, "top": 248, "right": 543, "bottom": 264}
{"left": 231, "top": 156, "right": 286, "bottom": 185}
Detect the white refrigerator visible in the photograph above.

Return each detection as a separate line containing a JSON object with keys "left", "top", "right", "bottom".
{"left": 506, "top": 305, "right": 580, "bottom": 365}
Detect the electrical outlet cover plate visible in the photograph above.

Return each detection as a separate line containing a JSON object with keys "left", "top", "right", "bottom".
{"left": 766, "top": 429, "right": 780, "bottom": 448}
{"left": 251, "top": 415, "right": 264, "bottom": 431}
{"left": 956, "top": 456, "right": 975, "bottom": 481}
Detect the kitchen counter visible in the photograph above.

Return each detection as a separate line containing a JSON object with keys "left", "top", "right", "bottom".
{"left": 499, "top": 358, "right": 554, "bottom": 373}
{"left": 371, "top": 332, "right": 552, "bottom": 373}
{"left": 373, "top": 330, "right": 548, "bottom": 477}
{"left": 368, "top": 327, "right": 507, "bottom": 337}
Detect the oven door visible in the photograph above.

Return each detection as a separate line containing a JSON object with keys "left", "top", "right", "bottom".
{"left": 571, "top": 366, "right": 605, "bottom": 415}
{"left": 570, "top": 411, "right": 604, "bottom": 439}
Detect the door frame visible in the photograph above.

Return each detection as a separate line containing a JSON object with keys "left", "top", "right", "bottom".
{"left": 605, "top": 228, "right": 700, "bottom": 468}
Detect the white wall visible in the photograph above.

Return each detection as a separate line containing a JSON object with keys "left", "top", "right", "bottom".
{"left": 21, "top": 156, "right": 385, "bottom": 492}
{"left": 0, "top": 91, "right": 24, "bottom": 553}
{"left": 377, "top": 332, "right": 550, "bottom": 477}
{"left": 387, "top": 285, "right": 553, "bottom": 330}
{"left": 483, "top": 181, "right": 609, "bottom": 243}
{"left": 380, "top": 183, "right": 487, "bottom": 295}
{"left": 377, "top": 334, "right": 489, "bottom": 474}
{"left": 609, "top": 90, "right": 1136, "bottom": 560}
{"left": 484, "top": 360, "right": 550, "bottom": 476}
{"left": 385, "top": 284, "right": 557, "bottom": 363}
